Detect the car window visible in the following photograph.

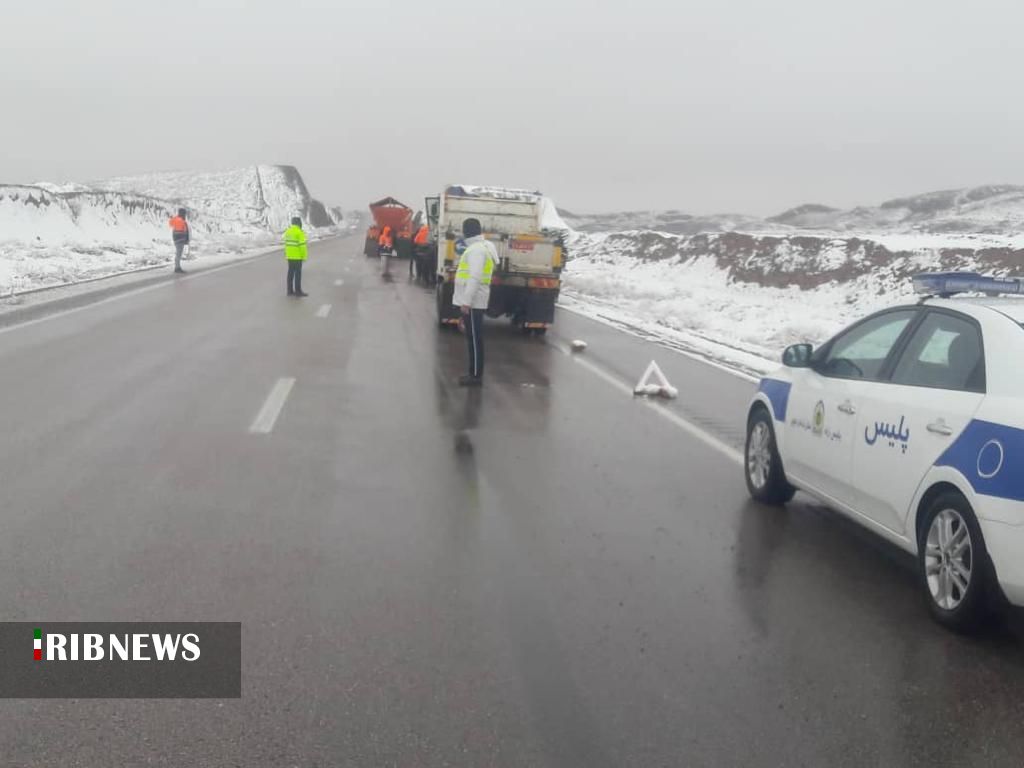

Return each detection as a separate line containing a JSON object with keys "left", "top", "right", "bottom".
{"left": 891, "top": 312, "right": 985, "bottom": 392}
{"left": 818, "top": 310, "right": 916, "bottom": 380}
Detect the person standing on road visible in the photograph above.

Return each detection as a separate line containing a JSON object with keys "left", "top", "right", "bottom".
{"left": 378, "top": 225, "right": 394, "bottom": 276}
{"left": 168, "top": 208, "right": 190, "bottom": 274}
{"left": 453, "top": 218, "right": 496, "bottom": 387}
{"left": 284, "top": 217, "right": 309, "bottom": 297}
{"left": 412, "top": 223, "right": 430, "bottom": 280}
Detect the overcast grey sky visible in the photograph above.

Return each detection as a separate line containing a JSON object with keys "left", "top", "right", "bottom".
{"left": 2, "top": 0, "right": 1022, "bottom": 216}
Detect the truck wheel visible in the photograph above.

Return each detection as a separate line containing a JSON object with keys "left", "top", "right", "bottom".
{"left": 532, "top": 327, "right": 548, "bottom": 337}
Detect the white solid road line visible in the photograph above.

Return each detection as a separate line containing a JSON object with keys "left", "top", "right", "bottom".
{"left": 316, "top": 304, "right": 332, "bottom": 318}
{"left": 558, "top": 303, "right": 760, "bottom": 383}
{"left": 249, "top": 377, "right": 296, "bottom": 434}
{"left": 640, "top": 399, "right": 744, "bottom": 466}
{"left": 561, "top": 345, "right": 744, "bottom": 466}
{"left": 334, "top": 279, "right": 344, "bottom": 286}
{"left": 567, "top": 351, "right": 635, "bottom": 397}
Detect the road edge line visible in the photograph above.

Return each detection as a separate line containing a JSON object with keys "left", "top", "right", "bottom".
{"left": 561, "top": 345, "right": 744, "bottom": 466}
{"left": 558, "top": 302, "right": 761, "bottom": 383}
{"left": 0, "top": 249, "right": 280, "bottom": 337}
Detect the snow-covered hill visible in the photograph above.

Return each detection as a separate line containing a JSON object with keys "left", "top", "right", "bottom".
{"left": 769, "top": 185, "right": 1024, "bottom": 234}
{"left": 560, "top": 209, "right": 788, "bottom": 236}
{"left": 0, "top": 165, "right": 339, "bottom": 293}
{"left": 564, "top": 184, "right": 1024, "bottom": 238}
{"left": 95, "top": 165, "right": 335, "bottom": 231}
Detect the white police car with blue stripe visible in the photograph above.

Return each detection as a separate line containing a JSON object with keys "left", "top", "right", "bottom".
{"left": 745, "top": 272, "right": 1024, "bottom": 631}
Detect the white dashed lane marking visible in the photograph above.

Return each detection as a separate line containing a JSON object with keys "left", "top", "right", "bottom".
{"left": 249, "top": 377, "right": 296, "bottom": 434}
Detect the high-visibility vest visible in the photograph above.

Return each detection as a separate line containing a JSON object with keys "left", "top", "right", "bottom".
{"left": 169, "top": 216, "right": 189, "bottom": 243}
{"left": 379, "top": 227, "right": 392, "bottom": 247}
{"left": 283, "top": 225, "right": 308, "bottom": 260}
{"left": 456, "top": 241, "right": 495, "bottom": 286}
{"left": 414, "top": 226, "right": 430, "bottom": 246}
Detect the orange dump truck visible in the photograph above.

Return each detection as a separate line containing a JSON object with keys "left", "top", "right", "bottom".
{"left": 364, "top": 197, "right": 413, "bottom": 258}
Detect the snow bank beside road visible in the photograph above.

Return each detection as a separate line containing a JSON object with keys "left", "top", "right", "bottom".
{"left": 0, "top": 165, "right": 340, "bottom": 294}
{"left": 562, "top": 230, "right": 1021, "bottom": 375}
{"left": 95, "top": 165, "right": 334, "bottom": 231}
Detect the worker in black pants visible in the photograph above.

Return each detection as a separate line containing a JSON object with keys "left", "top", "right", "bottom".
{"left": 452, "top": 218, "right": 498, "bottom": 386}
{"left": 283, "top": 217, "right": 308, "bottom": 297}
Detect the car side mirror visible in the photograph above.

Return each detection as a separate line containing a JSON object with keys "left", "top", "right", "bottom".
{"left": 782, "top": 343, "right": 813, "bottom": 368}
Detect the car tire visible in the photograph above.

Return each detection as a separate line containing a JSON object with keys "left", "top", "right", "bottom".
{"left": 744, "top": 407, "right": 796, "bottom": 505}
{"left": 918, "top": 492, "right": 994, "bottom": 633}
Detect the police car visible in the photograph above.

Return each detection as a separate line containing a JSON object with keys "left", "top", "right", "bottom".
{"left": 744, "top": 272, "right": 1024, "bottom": 631}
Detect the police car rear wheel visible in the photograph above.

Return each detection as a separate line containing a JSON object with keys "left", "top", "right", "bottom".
{"left": 919, "top": 493, "right": 993, "bottom": 632}
{"left": 744, "top": 408, "right": 795, "bottom": 505}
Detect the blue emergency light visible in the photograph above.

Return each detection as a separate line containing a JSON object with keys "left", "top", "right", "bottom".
{"left": 913, "top": 271, "right": 1024, "bottom": 297}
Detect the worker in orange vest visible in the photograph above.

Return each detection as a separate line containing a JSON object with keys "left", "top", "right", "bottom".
{"left": 168, "top": 208, "right": 190, "bottom": 274}
{"left": 366, "top": 225, "right": 380, "bottom": 257}
{"left": 412, "top": 224, "right": 431, "bottom": 281}
{"left": 378, "top": 225, "right": 394, "bottom": 276}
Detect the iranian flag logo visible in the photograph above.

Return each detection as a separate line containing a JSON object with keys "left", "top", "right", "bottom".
{"left": 34, "top": 628, "right": 42, "bottom": 661}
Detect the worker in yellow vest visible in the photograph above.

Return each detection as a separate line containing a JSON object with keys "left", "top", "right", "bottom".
{"left": 452, "top": 218, "right": 496, "bottom": 386}
{"left": 283, "top": 217, "right": 309, "bottom": 297}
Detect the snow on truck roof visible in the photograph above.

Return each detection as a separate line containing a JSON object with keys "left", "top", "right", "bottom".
{"left": 446, "top": 185, "right": 570, "bottom": 232}
{"left": 369, "top": 197, "right": 410, "bottom": 210}
{"left": 446, "top": 185, "right": 544, "bottom": 202}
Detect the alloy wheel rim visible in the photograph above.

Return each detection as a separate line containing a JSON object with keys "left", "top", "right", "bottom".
{"left": 747, "top": 422, "right": 771, "bottom": 490}
{"left": 925, "top": 508, "right": 973, "bottom": 611}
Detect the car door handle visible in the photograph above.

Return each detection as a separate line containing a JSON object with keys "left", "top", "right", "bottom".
{"left": 837, "top": 401, "right": 857, "bottom": 415}
{"left": 927, "top": 420, "right": 954, "bottom": 437}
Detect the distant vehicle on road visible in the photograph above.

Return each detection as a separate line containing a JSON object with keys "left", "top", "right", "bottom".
{"left": 744, "top": 272, "right": 1024, "bottom": 631}
{"left": 365, "top": 197, "right": 412, "bottom": 259}
{"left": 426, "top": 185, "right": 567, "bottom": 335}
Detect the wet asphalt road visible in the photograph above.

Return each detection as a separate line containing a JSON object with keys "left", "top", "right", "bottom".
{"left": 1, "top": 234, "right": 1024, "bottom": 767}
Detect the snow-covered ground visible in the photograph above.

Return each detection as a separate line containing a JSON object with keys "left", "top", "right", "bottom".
{"left": 0, "top": 166, "right": 341, "bottom": 294}
{"left": 558, "top": 184, "right": 1024, "bottom": 376}
{"left": 561, "top": 227, "right": 1024, "bottom": 376}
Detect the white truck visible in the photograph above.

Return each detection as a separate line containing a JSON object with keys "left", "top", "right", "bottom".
{"left": 426, "top": 185, "right": 567, "bottom": 335}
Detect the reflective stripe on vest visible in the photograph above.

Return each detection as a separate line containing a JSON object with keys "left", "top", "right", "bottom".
{"left": 456, "top": 244, "right": 495, "bottom": 285}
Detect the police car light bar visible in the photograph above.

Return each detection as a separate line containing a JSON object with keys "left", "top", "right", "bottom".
{"left": 913, "top": 271, "right": 1024, "bottom": 297}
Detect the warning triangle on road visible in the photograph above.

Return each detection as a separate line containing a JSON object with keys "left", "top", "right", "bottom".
{"left": 634, "top": 360, "right": 679, "bottom": 399}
